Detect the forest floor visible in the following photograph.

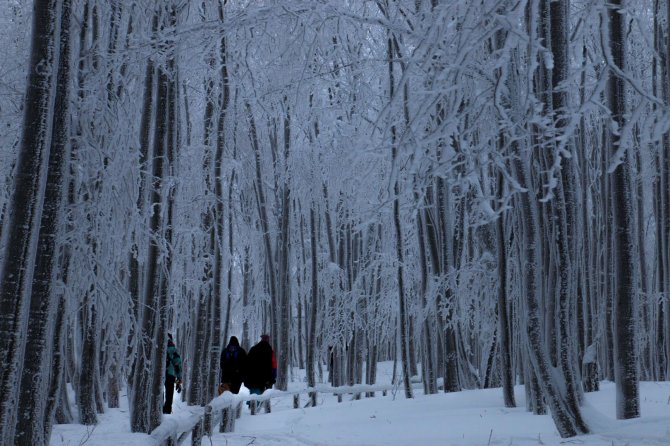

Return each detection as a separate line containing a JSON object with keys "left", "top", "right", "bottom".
{"left": 51, "top": 363, "right": 670, "bottom": 445}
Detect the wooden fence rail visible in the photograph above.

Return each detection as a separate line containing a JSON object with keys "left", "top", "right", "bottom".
{"left": 150, "top": 383, "right": 402, "bottom": 446}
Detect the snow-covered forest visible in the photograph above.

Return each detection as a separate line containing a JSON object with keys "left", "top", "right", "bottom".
{"left": 1, "top": 0, "right": 669, "bottom": 444}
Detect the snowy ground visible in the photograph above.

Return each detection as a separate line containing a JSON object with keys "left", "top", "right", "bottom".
{"left": 51, "top": 364, "right": 670, "bottom": 446}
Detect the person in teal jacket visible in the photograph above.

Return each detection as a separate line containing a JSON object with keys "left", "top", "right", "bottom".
{"left": 163, "top": 333, "right": 183, "bottom": 414}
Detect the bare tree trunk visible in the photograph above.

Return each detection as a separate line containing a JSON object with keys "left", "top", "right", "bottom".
{"left": 188, "top": 290, "right": 210, "bottom": 406}
{"left": 242, "top": 246, "right": 251, "bottom": 349}
{"left": 78, "top": 298, "right": 98, "bottom": 425}
{"left": 54, "top": 364, "right": 73, "bottom": 424}
{"left": 130, "top": 66, "right": 166, "bottom": 426}
{"left": 437, "top": 176, "right": 459, "bottom": 393}
{"left": 307, "top": 206, "right": 319, "bottom": 406}
{"left": 13, "top": 1, "right": 72, "bottom": 441}
{"left": 607, "top": 0, "right": 640, "bottom": 420}
{"left": 197, "top": 2, "right": 218, "bottom": 407}
{"left": 416, "top": 203, "right": 437, "bottom": 395}
{"left": 297, "top": 214, "right": 307, "bottom": 371}
{"left": 576, "top": 42, "right": 599, "bottom": 392}
{"left": 495, "top": 171, "right": 515, "bottom": 407}
{"left": 658, "top": 0, "right": 670, "bottom": 381}
{"left": 130, "top": 9, "right": 176, "bottom": 425}
{"left": 506, "top": 30, "right": 588, "bottom": 431}
{"left": 127, "top": 13, "right": 158, "bottom": 393}
{"left": 386, "top": 33, "right": 412, "bottom": 400}
{"left": 634, "top": 132, "right": 651, "bottom": 380}
{"left": 602, "top": 125, "right": 615, "bottom": 381}
{"left": 548, "top": 0, "right": 585, "bottom": 416}
{"left": 46, "top": 295, "right": 69, "bottom": 426}
{"left": 246, "top": 101, "right": 279, "bottom": 342}
{"left": 514, "top": 151, "right": 587, "bottom": 436}
{"left": 0, "top": 0, "right": 63, "bottom": 441}
{"left": 277, "top": 102, "right": 292, "bottom": 391}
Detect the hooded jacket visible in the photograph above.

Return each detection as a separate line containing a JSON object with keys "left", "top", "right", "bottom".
{"left": 220, "top": 336, "right": 247, "bottom": 385}
{"left": 166, "top": 339, "right": 182, "bottom": 380}
{"left": 244, "top": 339, "right": 277, "bottom": 389}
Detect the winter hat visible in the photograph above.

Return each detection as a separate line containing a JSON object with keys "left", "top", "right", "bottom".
{"left": 260, "top": 334, "right": 270, "bottom": 342}
{"left": 229, "top": 336, "right": 240, "bottom": 347}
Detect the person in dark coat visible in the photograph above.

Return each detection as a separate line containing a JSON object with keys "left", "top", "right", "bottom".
{"left": 163, "top": 333, "right": 183, "bottom": 414}
{"left": 219, "top": 336, "right": 247, "bottom": 394}
{"left": 244, "top": 334, "right": 277, "bottom": 397}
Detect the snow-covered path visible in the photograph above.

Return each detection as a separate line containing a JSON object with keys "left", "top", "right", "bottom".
{"left": 211, "top": 381, "right": 670, "bottom": 446}
{"left": 51, "top": 380, "right": 670, "bottom": 446}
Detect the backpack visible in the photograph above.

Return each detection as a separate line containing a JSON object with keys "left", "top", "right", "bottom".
{"left": 166, "top": 349, "right": 176, "bottom": 376}
{"left": 223, "top": 347, "right": 242, "bottom": 377}
{"left": 166, "top": 344, "right": 182, "bottom": 378}
{"left": 224, "top": 347, "right": 239, "bottom": 362}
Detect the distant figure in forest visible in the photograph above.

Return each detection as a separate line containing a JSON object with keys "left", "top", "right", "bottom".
{"left": 245, "top": 334, "right": 277, "bottom": 398}
{"left": 163, "top": 333, "right": 183, "bottom": 414}
{"left": 219, "top": 336, "right": 247, "bottom": 394}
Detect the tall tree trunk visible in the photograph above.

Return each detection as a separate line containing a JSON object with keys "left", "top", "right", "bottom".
{"left": 277, "top": 102, "right": 292, "bottom": 391}
{"left": 438, "top": 178, "right": 459, "bottom": 393}
{"left": 659, "top": 0, "right": 670, "bottom": 381}
{"left": 297, "top": 213, "right": 307, "bottom": 371}
{"left": 188, "top": 290, "right": 210, "bottom": 406}
{"left": 150, "top": 41, "right": 178, "bottom": 427}
{"left": 130, "top": 16, "right": 175, "bottom": 426}
{"left": 507, "top": 35, "right": 588, "bottom": 433}
{"left": 54, "top": 337, "right": 74, "bottom": 424}
{"left": 416, "top": 202, "right": 437, "bottom": 395}
{"left": 246, "top": 101, "right": 279, "bottom": 344}
{"left": 0, "top": 0, "right": 63, "bottom": 441}
{"left": 127, "top": 13, "right": 158, "bottom": 393}
{"left": 577, "top": 42, "right": 599, "bottom": 392}
{"left": 607, "top": 0, "right": 640, "bottom": 420}
{"left": 307, "top": 206, "right": 319, "bottom": 406}
{"left": 387, "top": 33, "right": 412, "bottom": 400}
{"left": 513, "top": 151, "right": 587, "bottom": 436}
{"left": 495, "top": 171, "right": 515, "bottom": 407}
{"left": 78, "top": 293, "right": 98, "bottom": 425}
{"left": 13, "top": 0, "right": 72, "bottom": 441}
{"left": 46, "top": 295, "right": 69, "bottom": 426}
{"left": 198, "top": 1, "right": 218, "bottom": 407}
{"left": 548, "top": 0, "right": 585, "bottom": 416}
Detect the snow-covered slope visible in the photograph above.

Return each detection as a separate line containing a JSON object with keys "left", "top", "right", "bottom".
{"left": 51, "top": 364, "right": 670, "bottom": 446}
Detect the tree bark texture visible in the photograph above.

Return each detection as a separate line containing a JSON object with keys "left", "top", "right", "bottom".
{"left": 0, "top": 0, "right": 63, "bottom": 442}
{"left": 607, "top": 0, "right": 640, "bottom": 420}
